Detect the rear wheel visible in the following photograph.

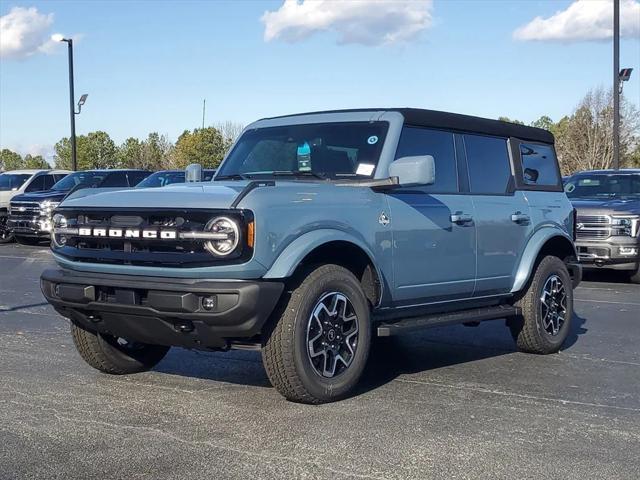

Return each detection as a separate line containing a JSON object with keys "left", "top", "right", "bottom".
{"left": 262, "top": 264, "right": 372, "bottom": 404}
{"left": 0, "top": 213, "right": 14, "bottom": 244}
{"left": 509, "top": 255, "right": 573, "bottom": 354}
{"left": 70, "top": 322, "right": 170, "bottom": 374}
{"left": 14, "top": 235, "right": 42, "bottom": 246}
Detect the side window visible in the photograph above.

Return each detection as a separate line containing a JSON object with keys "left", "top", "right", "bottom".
{"left": 127, "top": 172, "right": 149, "bottom": 186}
{"left": 100, "top": 172, "right": 128, "bottom": 187}
{"left": 394, "top": 127, "right": 458, "bottom": 193}
{"left": 464, "top": 134, "right": 511, "bottom": 194}
{"left": 519, "top": 143, "right": 560, "bottom": 186}
{"left": 54, "top": 174, "right": 68, "bottom": 183}
{"left": 25, "top": 176, "right": 45, "bottom": 192}
{"left": 42, "top": 175, "right": 56, "bottom": 190}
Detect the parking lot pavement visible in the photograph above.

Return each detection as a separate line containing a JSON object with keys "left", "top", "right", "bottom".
{"left": 1, "top": 243, "right": 639, "bottom": 480}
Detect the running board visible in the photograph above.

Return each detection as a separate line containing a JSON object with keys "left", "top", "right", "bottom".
{"left": 376, "top": 305, "right": 520, "bottom": 337}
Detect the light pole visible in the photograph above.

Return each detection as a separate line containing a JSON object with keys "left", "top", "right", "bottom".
{"left": 613, "top": 0, "right": 620, "bottom": 170}
{"left": 52, "top": 34, "right": 88, "bottom": 171}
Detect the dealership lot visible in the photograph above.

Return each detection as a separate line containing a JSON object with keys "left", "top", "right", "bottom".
{"left": 1, "top": 243, "right": 639, "bottom": 480}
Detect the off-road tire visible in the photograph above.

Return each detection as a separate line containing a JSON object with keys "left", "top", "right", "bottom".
{"left": 509, "top": 255, "right": 573, "bottom": 354}
{"left": 70, "top": 322, "right": 170, "bottom": 374}
{"left": 262, "top": 264, "right": 372, "bottom": 404}
{"left": 14, "top": 235, "right": 41, "bottom": 246}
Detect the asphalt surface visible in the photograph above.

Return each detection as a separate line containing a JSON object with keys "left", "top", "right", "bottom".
{"left": 1, "top": 242, "right": 639, "bottom": 480}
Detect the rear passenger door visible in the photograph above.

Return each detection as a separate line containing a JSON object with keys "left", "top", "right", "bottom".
{"left": 462, "top": 134, "right": 532, "bottom": 296}
{"left": 386, "top": 127, "right": 476, "bottom": 304}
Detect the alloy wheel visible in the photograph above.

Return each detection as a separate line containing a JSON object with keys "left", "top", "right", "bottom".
{"left": 539, "top": 274, "right": 567, "bottom": 336}
{"left": 306, "top": 292, "right": 359, "bottom": 378}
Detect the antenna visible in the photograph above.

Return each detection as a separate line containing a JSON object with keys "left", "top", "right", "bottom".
{"left": 202, "top": 98, "right": 206, "bottom": 129}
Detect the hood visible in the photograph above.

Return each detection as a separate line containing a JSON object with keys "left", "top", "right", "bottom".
{"left": 9, "top": 190, "right": 67, "bottom": 204}
{"left": 60, "top": 182, "right": 246, "bottom": 210}
{"left": 0, "top": 190, "right": 16, "bottom": 207}
{"left": 570, "top": 197, "right": 640, "bottom": 216}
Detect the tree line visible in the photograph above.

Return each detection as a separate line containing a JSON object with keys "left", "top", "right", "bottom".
{"left": 2, "top": 89, "right": 639, "bottom": 174}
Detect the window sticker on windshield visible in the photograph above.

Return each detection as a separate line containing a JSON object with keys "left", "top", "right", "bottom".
{"left": 367, "top": 135, "right": 379, "bottom": 145}
{"left": 297, "top": 141, "right": 312, "bottom": 172}
{"left": 356, "top": 163, "right": 375, "bottom": 176}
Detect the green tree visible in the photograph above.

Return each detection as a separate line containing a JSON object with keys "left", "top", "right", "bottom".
{"left": 0, "top": 148, "right": 24, "bottom": 171}
{"left": 141, "top": 133, "right": 173, "bottom": 170}
{"left": 117, "top": 137, "right": 144, "bottom": 168}
{"left": 498, "top": 116, "right": 525, "bottom": 125}
{"left": 23, "top": 154, "right": 50, "bottom": 169}
{"left": 530, "top": 115, "right": 556, "bottom": 133}
{"left": 173, "top": 127, "right": 226, "bottom": 169}
{"left": 54, "top": 131, "right": 117, "bottom": 170}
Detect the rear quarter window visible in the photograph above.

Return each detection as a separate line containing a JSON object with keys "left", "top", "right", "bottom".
{"left": 520, "top": 143, "right": 560, "bottom": 187}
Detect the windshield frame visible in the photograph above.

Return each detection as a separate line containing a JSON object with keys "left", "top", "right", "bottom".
{"left": 215, "top": 121, "right": 390, "bottom": 182}
{"left": 564, "top": 173, "right": 640, "bottom": 200}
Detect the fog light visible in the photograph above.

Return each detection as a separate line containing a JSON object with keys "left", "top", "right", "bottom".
{"left": 202, "top": 296, "right": 217, "bottom": 310}
{"left": 619, "top": 247, "right": 638, "bottom": 256}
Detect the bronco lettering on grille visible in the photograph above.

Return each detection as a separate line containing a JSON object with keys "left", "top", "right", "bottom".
{"left": 77, "top": 228, "right": 177, "bottom": 239}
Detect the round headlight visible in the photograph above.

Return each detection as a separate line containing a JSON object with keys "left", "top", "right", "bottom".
{"left": 52, "top": 214, "right": 68, "bottom": 248}
{"left": 203, "top": 217, "right": 240, "bottom": 256}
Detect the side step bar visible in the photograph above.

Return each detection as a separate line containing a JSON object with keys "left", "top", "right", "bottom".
{"left": 376, "top": 305, "right": 521, "bottom": 337}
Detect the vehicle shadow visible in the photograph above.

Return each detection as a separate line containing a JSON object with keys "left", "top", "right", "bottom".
{"left": 355, "top": 312, "right": 588, "bottom": 398}
{"left": 152, "top": 312, "right": 588, "bottom": 397}
{"left": 582, "top": 270, "right": 631, "bottom": 284}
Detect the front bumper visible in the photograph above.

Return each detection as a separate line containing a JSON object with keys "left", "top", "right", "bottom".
{"left": 41, "top": 268, "right": 284, "bottom": 349}
{"left": 575, "top": 239, "right": 640, "bottom": 271}
{"left": 7, "top": 216, "right": 52, "bottom": 237}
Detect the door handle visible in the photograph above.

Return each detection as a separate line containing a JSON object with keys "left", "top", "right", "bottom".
{"left": 450, "top": 213, "right": 473, "bottom": 224}
{"left": 511, "top": 212, "right": 530, "bottom": 224}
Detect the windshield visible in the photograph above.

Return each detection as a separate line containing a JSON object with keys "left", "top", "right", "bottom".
{"left": 216, "top": 122, "right": 389, "bottom": 180}
{"left": 51, "top": 171, "right": 108, "bottom": 191}
{"left": 564, "top": 174, "right": 640, "bottom": 199}
{"left": 0, "top": 174, "right": 31, "bottom": 191}
{"left": 136, "top": 169, "right": 216, "bottom": 188}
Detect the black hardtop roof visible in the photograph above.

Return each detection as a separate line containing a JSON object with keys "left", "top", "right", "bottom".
{"left": 261, "top": 108, "right": 554, "bottom": 144}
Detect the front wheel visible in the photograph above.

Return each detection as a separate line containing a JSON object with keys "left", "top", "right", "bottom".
{"left": 262, "top": 264, "right": 372, "bottom": 404}
{"left": 71, "top": 322, "right": 170, "bottom": 374}
{"left": 628, "top": 263, "right": 640, "bottom": 284}
{"left": 0, "top": 213, "right": 14, "bottom": 244}
{"left": 509, "top": 255, "right": 573, "bottom": 354}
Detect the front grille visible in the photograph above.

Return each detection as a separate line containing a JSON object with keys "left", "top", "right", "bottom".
{"left": 10, "top": 201, "right": 41, "bottom": 219}
{"left": 53, "top": 208, "right": 253, "bottom": 268}
{"left": 576, "top": 214, "right": 612, "bottom": 240}
{"left": 577, "top": 215, "right": 609, "bottom": 225}
{"left": 576, "top": 229, "right": 610, "bottom": 240}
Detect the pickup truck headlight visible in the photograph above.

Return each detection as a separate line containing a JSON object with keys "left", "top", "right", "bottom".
{"left": 203, "top": 216, "right": 240, "bottom": 256}
{"left": 40, "top": 200, "right": 60, "bottom": 216}
{"left": 612, "top": 215, "right": 640, "bottom": 237}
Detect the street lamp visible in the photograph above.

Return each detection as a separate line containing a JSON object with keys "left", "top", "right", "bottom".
{"left": 52, "top": 34, "right": 88, "bottom": 171}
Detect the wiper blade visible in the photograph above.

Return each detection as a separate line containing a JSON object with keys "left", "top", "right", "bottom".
{"left": 215, "top": 173, "right": 250, "bottom": 180}
{"left": 269, "top": 170, "right": 328, "bottom": 180}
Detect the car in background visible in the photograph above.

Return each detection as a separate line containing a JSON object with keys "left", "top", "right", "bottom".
{"left": 565, "top": 169, "right": 640, "bottom": 283}
{"left": 135, "top": 169, "right": 216, "bottom": 188}
{"left": 8, "top": 169, "right": 150, "bottom": 245}
{"left": 0, "top": 169, "right": 70, "bottom": 243}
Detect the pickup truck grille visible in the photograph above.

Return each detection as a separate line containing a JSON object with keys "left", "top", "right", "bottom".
{"left": 52, "top": 208, "right": 253, "bottom": 268}
{"left": 9, "top": 201, "right": 41, "bottom": 219}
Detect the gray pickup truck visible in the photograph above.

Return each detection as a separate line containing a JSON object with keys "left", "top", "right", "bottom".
{"left": 41, "top": 109, "right": 580, "bottom": 403}
{"left": 564, "top": 169, "right": 640, "bottom": 283}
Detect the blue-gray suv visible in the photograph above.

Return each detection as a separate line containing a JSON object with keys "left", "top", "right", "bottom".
{"left": 41, "top": 109, "right": 581, "bottom": 403}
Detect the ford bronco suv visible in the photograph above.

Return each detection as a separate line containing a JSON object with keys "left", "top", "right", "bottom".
{"left": 41, "top": 109, "right": 580, "bottom": 403}
{"left": 564, "top": 169, "right": 640, "bottom": 283}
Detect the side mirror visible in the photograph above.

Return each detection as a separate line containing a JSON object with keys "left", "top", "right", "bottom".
{"left": 185, "top": 163, "right": 203, "bottom": 183}
{"left": 389, "top": 155, "right": 435, "bottom": 187}
{"left": 524, "top": 168, "right": 539, "bottom": 184}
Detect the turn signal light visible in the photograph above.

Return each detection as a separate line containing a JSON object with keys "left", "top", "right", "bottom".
{"left": 247, "top": 221, "right": 255, "bottom": 248}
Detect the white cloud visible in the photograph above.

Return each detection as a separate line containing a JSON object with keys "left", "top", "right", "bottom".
{"left": 0, "top": 6, "right": 58, "bottom": 59}
{"left": 514, "top": 0, "right": 640, "bottom": 42}
{"left": 261, "top": 0, "right": 433, "bottom": 46}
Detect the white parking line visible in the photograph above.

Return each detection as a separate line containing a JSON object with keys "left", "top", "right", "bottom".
{"left": 575, "top": 298, "right": 640, "bottom": 307}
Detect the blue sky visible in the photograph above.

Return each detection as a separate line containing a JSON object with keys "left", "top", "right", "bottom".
{"left": 1, "top": 0, "right": 639, "bottom": 162}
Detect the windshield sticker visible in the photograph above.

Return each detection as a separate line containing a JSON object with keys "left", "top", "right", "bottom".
{"left": 356, "top": 163, "right": 375, "bottom": 176}
{"left": 297, "top": 141, "right": 312, "bottom": 172}
{"left": 367, "top": 135, "right": 379, "bottom": 145}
